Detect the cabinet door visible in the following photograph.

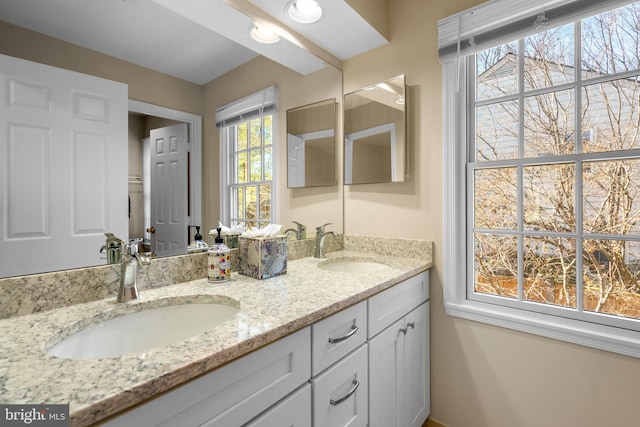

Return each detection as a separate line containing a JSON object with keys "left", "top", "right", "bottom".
{"left": 404, "top": 302, "right": 430, "bottom": 427}
{"left": 244, "top": 383, "right": 311, "bottom": 427}
{"left": 368, "top": 318, "right": 404, "bottom": 427}
{"left": 312, "top": 344, "right": 368, "bottom": 427}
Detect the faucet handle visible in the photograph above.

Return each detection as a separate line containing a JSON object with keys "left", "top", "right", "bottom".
{"left": 316, "top": 222, "right": 333, "bottom": 233}
{"left": 293, "top": 221, "right": 306, "bottom": 231}
{"left": 126, "top": 238, "right": 143, "bottom": 255}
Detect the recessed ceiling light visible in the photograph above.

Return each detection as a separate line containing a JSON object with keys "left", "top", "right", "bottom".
{"left": 250, "top": 23, "right": 281, "bottom": 44}
{"left": 287, "top": 0, "right": 323, "bottom": 24}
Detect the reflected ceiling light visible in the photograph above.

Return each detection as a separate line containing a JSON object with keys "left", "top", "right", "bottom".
{"left": 395, "top": 96, "right": 405, "bottom": 105}
{"left": 250, "top": 22, "right": 281, "bottom": 44}
{"left": 287, "top": 0, "right": 323, "bottom": 24}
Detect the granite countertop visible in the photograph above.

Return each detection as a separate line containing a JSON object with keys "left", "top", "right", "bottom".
{"left": 0, "top": 251, "right": 431, "bottom": 426}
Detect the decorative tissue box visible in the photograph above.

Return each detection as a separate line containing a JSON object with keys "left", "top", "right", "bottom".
{"left": 223, "top": 233, "right": 241, "bottom": 249}
{"left": 209, "top": 231, "right": 241, "bottom": 249}
{"left": 238, "top": 235, "right": 288, "bottom": 279}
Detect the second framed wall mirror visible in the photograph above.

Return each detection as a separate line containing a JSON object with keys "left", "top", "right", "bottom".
{"left": 344, "top": 75, "right": 407, "bottom": 185}
{"left": 287, "top": 98, "right": 337, "bottom": 188}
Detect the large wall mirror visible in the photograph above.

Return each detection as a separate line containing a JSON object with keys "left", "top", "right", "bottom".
{"left": 343, "top": 75, "right": 406, "bottom": 185}
{"left": 287, "top": 98, "right": 337, "bottom": 188}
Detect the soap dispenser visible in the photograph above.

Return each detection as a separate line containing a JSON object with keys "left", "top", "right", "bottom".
{"left": 208, "top": 227, "right": 231, "bottom": 282}
{"left": 188, "top": 226, "right": 209, "bottom": 253}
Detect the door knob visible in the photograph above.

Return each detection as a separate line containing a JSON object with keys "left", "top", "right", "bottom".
{"left": 146, "top": 226, "right": 156, "bottom": 234}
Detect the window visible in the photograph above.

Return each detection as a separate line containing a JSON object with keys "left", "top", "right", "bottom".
{"left": 441, "top": 0, "right": 640, "bottom": 357}
{"left": 217, "top": 87, "right": 277, "bottom": 230}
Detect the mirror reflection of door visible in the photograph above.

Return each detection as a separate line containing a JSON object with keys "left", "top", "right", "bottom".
{"left": 129, "top": 114, "right": 192, "bottom": 258}
{"left": 286, "top": 98, "right": 336, "bottom": 188}
{"left": 345, "top": 123, "right": 395, "bottom": 184}
{"left": 0, "top": 53, "right": 128, "bottom": 277}
{"left": 343, "top": 75, "right": 406, "bottom": 185}
{"left": 288, "top": 133, "right": 306, "bottom": 187}
{"left": 148, "top": 123, "right": 188, "bottom": 257}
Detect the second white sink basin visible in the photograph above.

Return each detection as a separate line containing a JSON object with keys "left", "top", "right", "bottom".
{"left": 47, "top": 297, "right": 239, "bottom": 360}
{"left": 318, "top": 258, "right": 389, "bottom": 273}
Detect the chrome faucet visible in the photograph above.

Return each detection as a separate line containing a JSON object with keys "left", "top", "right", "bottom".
{"left": 315, "top": 223, "right": 338, "bottom": 258}
{"left": 284, "top": 221, "right": 307, "bottom": 240}
{"left": 117, "top": 239, "right": 151, "bottom": 302}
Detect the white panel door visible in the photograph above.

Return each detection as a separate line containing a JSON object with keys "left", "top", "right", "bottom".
{"left": 149, "top": 123, "right": 188, "bottom": 257}
{"left": 0, "top": 53, "right": 128, "bottom": 277}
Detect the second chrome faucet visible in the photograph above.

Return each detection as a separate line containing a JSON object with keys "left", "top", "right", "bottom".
{"left": 315, "top": 223, "right": 338, "bottom": 258}
{"left": 118, "top": 239, "right": 151, "bottom": 302}
{"left": 284, "top": 221, "right": 307, "bottom": 240}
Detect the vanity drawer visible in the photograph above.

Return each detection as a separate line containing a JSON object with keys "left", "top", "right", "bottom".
{"left": 245, "top": 383, "right": 311, "bottom": 427}
{"left": 311, "top": 343, "right": 368, "bottom": 427}
{"left": 368, "top": 271, "right": 429, "bottom": 338}
{"left": 102, "top": 327, "right": 311, "bottom": 427}
{"left": 311, "top": 301, "right": 367, "bottom": 376}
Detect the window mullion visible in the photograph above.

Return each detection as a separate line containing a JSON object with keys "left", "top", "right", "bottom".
{"left": 574, "top": 20, "right": 585, "bottom": 313}
{"left": 517, "top": 38, "right": 526, "bottom": 302}
{"left": 466, "top": 58, "right": 477, "bottom": 301}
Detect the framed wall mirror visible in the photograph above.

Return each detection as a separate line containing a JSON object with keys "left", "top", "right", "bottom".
{"left": 344, "top": 75, "right": 406, "bottom": 185}
{"left": 287, "top": 98, "right": 337, "bottom": 188}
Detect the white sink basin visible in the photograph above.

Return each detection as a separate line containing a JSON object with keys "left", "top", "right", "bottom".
{"left": 318, "top": 258, "right": 389, "bottom": 273}
{"left": 47, "top": 298, "right": 239, "bottom": 360}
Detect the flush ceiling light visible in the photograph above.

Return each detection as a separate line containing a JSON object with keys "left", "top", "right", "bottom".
{"left": 250, "top": 23, "right": 281, "bottom": 44}
{"left": 287, "top": 0, "right": 323, "bottom": 24}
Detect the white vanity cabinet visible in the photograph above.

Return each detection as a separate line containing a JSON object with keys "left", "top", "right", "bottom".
{"left": 368, "top": 271, "right": 430, "bottom": 427}
{"left": 100, "top": 270, "right": 429, "bottom": 427}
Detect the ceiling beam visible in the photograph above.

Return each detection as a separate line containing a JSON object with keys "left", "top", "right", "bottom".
{"left": 222, "top": 0, "right": 343, "bottom": 71}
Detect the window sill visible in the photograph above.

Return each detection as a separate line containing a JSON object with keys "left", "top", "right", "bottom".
{"left": 444, "top": 298, "right": 640, "bottom": 358}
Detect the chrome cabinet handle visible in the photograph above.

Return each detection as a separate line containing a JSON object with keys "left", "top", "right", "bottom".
{"left": 330, "top": 380, "right": 360, "bottom": 406}
{"left": 328, "top": 324, "right": 358, "bottom": 343}
{"left": 399, "top": 322, "right": 415, "bottom": 335}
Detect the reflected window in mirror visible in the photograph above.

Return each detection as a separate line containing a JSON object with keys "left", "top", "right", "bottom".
{"left": 218, "top": 87, "right": 278, "bottom": 229}
{"left": 344, "top": 75, "right": 406, "bottom": 185}
{"left": 287, "top": 98, "right": 337, "bottom": 188}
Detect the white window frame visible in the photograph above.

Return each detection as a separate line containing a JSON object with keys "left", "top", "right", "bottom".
{"left": 218, "top": 87, "right": 278, "bottom": 228}
{"left": 441, "top": 0, "right": 640, "bottom": 358}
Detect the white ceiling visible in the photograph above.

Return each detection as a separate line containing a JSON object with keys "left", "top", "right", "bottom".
{"left": 0, "top": 0, "right": 388, "bottom": 85}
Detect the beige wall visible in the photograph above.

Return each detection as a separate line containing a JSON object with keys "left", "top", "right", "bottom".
{"left": 202, "top": 56, "right": 343, "bottom": 236}
{"left": 343, "top": 1, "right": 640, "bottom": 426}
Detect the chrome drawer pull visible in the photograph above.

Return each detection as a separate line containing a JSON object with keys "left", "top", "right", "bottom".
{"left": 400, "top": 322, "right": 415, "bottom": 335}
{"left": 328, "top": 324, "right": 358, "bottom": 343}
{"left": 330, "top": 380, "right": 360, "bottom": 406}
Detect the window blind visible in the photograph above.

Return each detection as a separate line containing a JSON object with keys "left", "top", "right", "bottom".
{"left": 438, "top": 0, "right": 634, "bottom": 63}
{"left": 215, "top": 86, "right": 278, "bottom": 127}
